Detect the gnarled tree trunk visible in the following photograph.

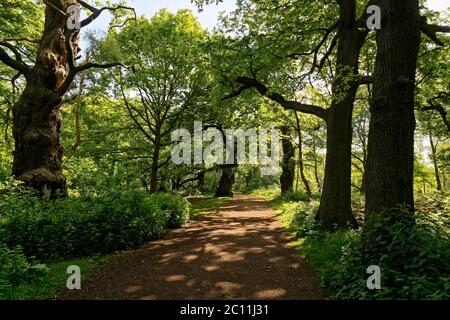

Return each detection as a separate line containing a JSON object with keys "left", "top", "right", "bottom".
{"left": 12, "top": 6, "right": 71, "bottom": 197}
{"left": 1, "top": 1, "right": 132, "bottom": 196}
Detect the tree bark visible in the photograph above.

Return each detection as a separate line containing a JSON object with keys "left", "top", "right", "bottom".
{"left": 365, "top": 0, "right": 421, "bottom": 215}
{"left": 197, "top": 170, "right": 206, "bottom": 192}
{"left": 295, "top": 112, "right": 312, "bottom": 199}
{"left": 317, "top": 1, "right": 365, "bottom": 230}
{"left": 215, "top": 165, "right": 236, "bottom": 197}
{"left": 149, "top": 133, "right": 161, "bottom": 193}
{"left": 2, "top": 1, "right": 132, "bottom": 196}
{"left": 312, "top": 138, "right": 322, "bottom": 193}
{"left": 429, "top": 135, "right": 442, "bottom": 192}
{"left": 280, "top": 127, "right": 295, "bottom": 194}
{"left": 11, "top": 5, "right": 71, "bottom": 197}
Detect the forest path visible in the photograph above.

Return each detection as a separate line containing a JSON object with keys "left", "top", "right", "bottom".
{"left": 59, "top": 194, "right": 322, "bottom": 300}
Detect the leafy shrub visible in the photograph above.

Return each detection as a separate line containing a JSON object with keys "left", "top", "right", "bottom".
{"left": 281, "top": 200, "right": 450, "bottom": 300}
{"left": 276, "top": 191, "right": 311, "bottom": 203}
{"left": 280, "top": 201, "right": 321, "bottom": 239}
{"left": 0, "top": 186, "right": 190, "bottom": 262}
{"left": 0, "top": 244, "right": 48, "bottom": 291}
{"left": 147, "top": 193, "right": 190, "bottom": 228}
{"left": 355, "top": 207, "right": 450, "bottom": 299}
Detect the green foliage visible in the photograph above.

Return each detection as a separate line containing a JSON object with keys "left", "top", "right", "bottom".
{"left": 283, "top": 203, "right": 450, "bottom": 299}
{"left": 235, "top": 165, "right": 279, "bottom": 193}
{"left": 147, "top": 193, "right": 191, "bottom": 229}
{"left": 356, "top": 207, "right": 450, "bottom": 299}
{"left": 0, "top": 184, "right": 190, "bottom": 262}
{"left": 258, "top": 187, "right": 450, "bottom": 300}
{"left": 0, "top": 244, "right": 48, "bottom": 292}
{"left": 280, "top": 201, "right": 321, "bottom": 239}
{"left": 0, "top": 258, "right": 97, "bottom": 300}
{"left": 277, "top": 191, "right": 315, "bottom": 203}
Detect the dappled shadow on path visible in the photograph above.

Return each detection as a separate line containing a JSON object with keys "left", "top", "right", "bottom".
{"left": 59, "top": 195, "right": 322, "bottom": 300}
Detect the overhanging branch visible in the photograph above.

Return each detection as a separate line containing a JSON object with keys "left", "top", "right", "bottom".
{"left": 0, "top": 44, "right": 29, "bottom": 74}
{"left": 77, "top": 1, "right": 136, "bottom": 28}
{"left": 227, "top": 77, "right": 328, "bottom": 121}
{"left": 57, "top": 61, "right": 134, "bottom": 95}
{"left": 421, "top": 17, "right": 450, "bottom": 46}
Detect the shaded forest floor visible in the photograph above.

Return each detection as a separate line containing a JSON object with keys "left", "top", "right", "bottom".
{"left": 58, "top": 194, "right": 323, "bottom": 300}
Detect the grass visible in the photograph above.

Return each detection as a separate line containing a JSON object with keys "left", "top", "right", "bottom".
{"left": 189, "top": 196, "right": 232, "bottom": 218}
{"left": 0, "top": 257, "right": 100, "bottom": 300}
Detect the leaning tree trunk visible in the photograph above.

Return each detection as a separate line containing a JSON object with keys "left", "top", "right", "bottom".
{"left": 280, "top": 127, "right": 295, "bottom": 194}
{"left": 12, "top": 5, "right": 73, "bottom": 197}
{"left": 365, "top": 0, "right": 421, "bottom": 215}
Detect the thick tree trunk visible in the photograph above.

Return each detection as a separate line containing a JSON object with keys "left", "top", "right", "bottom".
{"left": 317, "top": 3, "right": 364, "bottom": 230}
{"left": 429, "top": 135, "right": 442, "bottom": 192}
{"left": 365, "top": 0, "right": 421, "bottom": 215}
{"left": 12, "top": 80, "right": 66, "bottom": 197}
{"left": 12, "top": 4, "right": 72, "bottom": 197}
{"left": 319, "top": 93, "right": 358, "bottom": 229}
{"left": 280, "top": 127, "right": 295, "bottom": 194}
{"left": 215, "top": 165, "right": 236, "bottom": 197}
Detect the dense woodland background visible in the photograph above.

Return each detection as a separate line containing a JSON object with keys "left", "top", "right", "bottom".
{"left": 0, "top": 0, "right": 449, "bottom": 300}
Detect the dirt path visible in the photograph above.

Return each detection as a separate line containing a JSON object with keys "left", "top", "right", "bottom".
{"left": 60, "top": 194, "right": 322, "bottom": 300}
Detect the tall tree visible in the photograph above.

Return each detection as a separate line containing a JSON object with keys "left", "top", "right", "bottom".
{"left": 0, "top": 0, "right": 134, "bottom": 196}
{"left": 365, "top": 0, "right": 450, "bottom": 215}
{"left": 105, "top": 11, "right": 209, "bottom": 193}
{"left": 208, "top": 0, "right": 377, "bottom": 230}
